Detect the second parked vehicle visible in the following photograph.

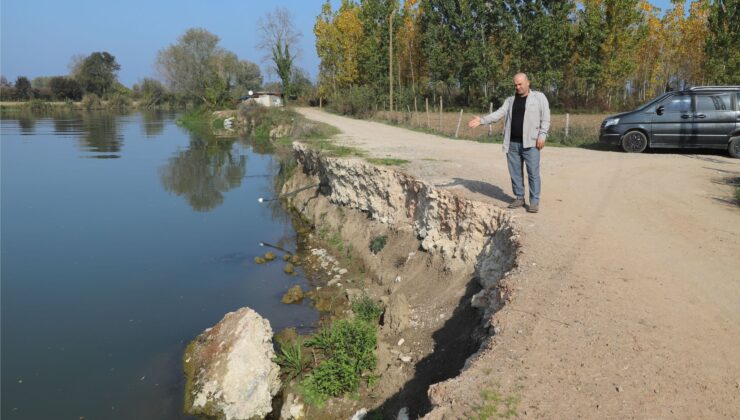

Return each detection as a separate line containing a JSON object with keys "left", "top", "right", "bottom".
{"left": 599, "top": 86, "right": 740, "bottom": 158}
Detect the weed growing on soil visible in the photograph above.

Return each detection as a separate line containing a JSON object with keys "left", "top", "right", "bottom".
{"left": 369, "top": 235, "right": 387, "bottom": 254}
{"left": 475, "top": 389, "right": 519, "bottom": 419}
{"left": 329, "top": 231, "right": 344, "bottom": 252}
{"left": 352, "top": 295, "right": 384, "bottom": 324}
{"left": 367, "top": 158, "right": 410, "bottom": 166}
{"left": 304, "top": 138, "right": 365, "bottom": 158}
{"left": 299, "top": 319, "right": 377, "bottom": 405}
{"left": 275, "top": 337, "right": 307, "bottom": 379}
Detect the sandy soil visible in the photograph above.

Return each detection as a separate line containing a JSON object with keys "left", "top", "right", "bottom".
{"left": 296, "top": 107, "right": 740, "bottom": 419}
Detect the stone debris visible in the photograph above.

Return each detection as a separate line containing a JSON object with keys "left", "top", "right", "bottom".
{"left": 281, "top": 285, "right": 304, "bottom": 304}
{"left": 279, "top": 393, "right": 304, "bottom": 419}
{"left": 397, "top": 407, "right": 410, "bottom": 420}
{"left": 384, "top": 293, "right": 410, "bottom": 334}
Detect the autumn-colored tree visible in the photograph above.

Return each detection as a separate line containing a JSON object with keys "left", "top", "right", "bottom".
{"left": 680, "top": 0, "right": 710, "bottom": 86}
{"left": 314, "top": 0, "right": 729, "bottom": 113}
{"left": 631, "top": 1, "right": 664, "bottom": 101}
{"left": 314, "top": 0, "right": 364, "bottom": 99}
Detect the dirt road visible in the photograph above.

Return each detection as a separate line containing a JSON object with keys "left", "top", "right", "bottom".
{"left": 296, "top": 107, "right": 740, "bottom": 418}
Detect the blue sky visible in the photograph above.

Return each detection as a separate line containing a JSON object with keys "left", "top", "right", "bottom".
{"left": 1, "top": 0, "right": 676, "bottom": 87}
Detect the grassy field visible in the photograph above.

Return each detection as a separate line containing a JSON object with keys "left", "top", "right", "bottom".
{"left": 373, "top": 110, "right": 609, "bottom": 147}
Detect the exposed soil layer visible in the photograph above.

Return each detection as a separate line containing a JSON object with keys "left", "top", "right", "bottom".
{"left": 281, "top": 145, "right": 518, "bottom": 418}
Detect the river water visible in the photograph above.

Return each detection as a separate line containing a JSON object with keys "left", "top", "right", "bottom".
{"left": 0, "top": 110, "right": 317, "bottom": 419}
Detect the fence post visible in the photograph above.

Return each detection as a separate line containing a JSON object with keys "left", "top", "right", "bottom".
{"left": 439, "top": 97, "right": 443, "bottom": 132}
{"left": 426, "top": 97, "right": 430, "bottom": 129}
{"left": 455, "top": 109, "right": 463, "bottom": 138}
{"left": 488, "top": 102, "right": 493, "bottom": 137}
{"left": 565, "top": 113, "right": 570, "bottom": 139}
{"left": 414, "top": 96, "right": 419, "bottom": 127}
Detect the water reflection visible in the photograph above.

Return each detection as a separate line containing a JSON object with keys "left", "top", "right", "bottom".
{"left": 53, "top": 116, "right": 82, "bottom": 134}
{"left": 159, "top": 135, "right": 247, "bottom": 212}
{"left": 79, "top": 112, "right": 123, "bottom": 158}
{"left": 17, "top": 114, "right": 37, "bottom": 133}
{"left": 141, "top": 110, "right": 166, "bottom": 138}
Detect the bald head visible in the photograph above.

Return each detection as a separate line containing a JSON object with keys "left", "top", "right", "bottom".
{"left": 514, "top": 73, "right": 530, "bottom": 96}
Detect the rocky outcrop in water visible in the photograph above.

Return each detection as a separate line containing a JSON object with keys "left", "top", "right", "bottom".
{"left": 184, "top": 307, "right": 281, "bottom": 420}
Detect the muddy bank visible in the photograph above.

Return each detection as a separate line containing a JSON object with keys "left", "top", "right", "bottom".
{"left": 280, "top": 143, "right": 520, "bottom": 417}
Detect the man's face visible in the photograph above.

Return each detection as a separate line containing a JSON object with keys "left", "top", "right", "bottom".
{"left": 514, "top": 75, "right": 530, "bottom": 96}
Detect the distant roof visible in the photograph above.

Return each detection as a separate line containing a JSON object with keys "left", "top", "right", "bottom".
{"left": 238, "top": 92, "right": 283, "bottom": 101}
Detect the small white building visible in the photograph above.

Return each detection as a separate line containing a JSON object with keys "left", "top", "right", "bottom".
{"left": 242, "top": 91, "right": 283, "bottom": 108}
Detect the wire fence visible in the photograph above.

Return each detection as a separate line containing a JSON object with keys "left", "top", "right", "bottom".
{"left": 372, "top": 103, "right": 609, "bottom": 147}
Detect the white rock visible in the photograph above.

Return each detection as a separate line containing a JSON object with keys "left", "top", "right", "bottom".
{"left": 397, "top": 407, "right": 410, "bottom": 420}
{"left": 351, "top": 408, "right": 368, "bottom": 420}
{"left": 186, "top": 307, "right": 281, "bottom": 420}
{"left": 397, "top": 338, "right": 405, "bottom": 346}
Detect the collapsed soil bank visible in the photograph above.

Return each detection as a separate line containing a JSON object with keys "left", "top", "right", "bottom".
{"left": 281, "top": 143, "right": 520, "bottom": 417}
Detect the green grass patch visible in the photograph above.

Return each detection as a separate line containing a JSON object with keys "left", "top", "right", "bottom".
{"left": 300, "top": 319, "right": 377, "bottom": 405}
{"left": 475, "top": 388, "right": 520, "bottom": 419}
{"left": 211, "top": 118, "right": 225, "bottom": 130}
{"left": 302, "top": 137, "right": 364, "bottom": 158}
{"left": 328, "top": 231, "right": 344, "bottom": 253}
{"left": 351, "top": 295, "right": 384, "bottom": 324}
{"left": 366, "top": 157, "right": 409, "bottom": 166}
{"left": 735, "top": 187, "right": 740, "bottom": 204}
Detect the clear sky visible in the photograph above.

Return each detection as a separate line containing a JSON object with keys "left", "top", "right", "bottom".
{"left": 1, "top": 0, "right": 676, "bottom": 87}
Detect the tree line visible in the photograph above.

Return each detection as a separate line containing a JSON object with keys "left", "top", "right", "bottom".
{"left": 314, "top": 0, "right": 739, "bottom": 113}
{"left": 1, "top": 8, "right": 311, "bottom": 109}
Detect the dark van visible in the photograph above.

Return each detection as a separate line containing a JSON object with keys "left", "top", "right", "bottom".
{"left": 599, "top": 86, "right": 740, "bottom": 158}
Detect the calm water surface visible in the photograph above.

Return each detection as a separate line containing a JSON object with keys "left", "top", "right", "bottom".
{"left": 1, "top": 111, "right": 317, "bottom": 419}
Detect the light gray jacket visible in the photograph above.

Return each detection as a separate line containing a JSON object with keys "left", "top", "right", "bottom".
{"left": 480, "top": 90, "right": 551, "bottom": 152}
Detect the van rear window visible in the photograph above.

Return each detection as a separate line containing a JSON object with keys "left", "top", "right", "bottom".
{"left": 695, "top": 93, "right": 734, "bottom": 111}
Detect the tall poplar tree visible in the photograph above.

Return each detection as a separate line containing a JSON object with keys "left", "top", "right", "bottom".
{"left": 704, "top": 0, "right": 740, "bottom": 84}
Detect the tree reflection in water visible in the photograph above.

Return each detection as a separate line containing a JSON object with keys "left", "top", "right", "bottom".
{"left": 159, "top": 135, "right": 246, "bottom": 212}
{"left": 140, "top": 110, "right": 166, "bottom": 138}
{"left": 79, "top": 112, "right": 123, "bottom": 158}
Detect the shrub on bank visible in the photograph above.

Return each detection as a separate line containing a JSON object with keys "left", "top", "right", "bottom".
{"left": 23, "top": 99, "right": 52, "bottom": 113}
{"left": 106, "top": 93, "right": 131, "bottom": 110}
{"left": 328, "top": 85, "right": 378, "bottom": 118}
{"left": 299, "top": 318, "right": 377, "bottom": 404}
{"left": 81, "top": 94, "right": 102, "bottom": 110}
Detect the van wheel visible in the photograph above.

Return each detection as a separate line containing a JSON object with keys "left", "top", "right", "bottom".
{"left": 729, "top": 137, "right": 740, "bottom": 159}
{"left": 621, "top": 131, "right": 648, "bottom": 153}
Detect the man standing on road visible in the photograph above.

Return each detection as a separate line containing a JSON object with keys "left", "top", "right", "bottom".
{"left": 468, "top": 73, "right": 550, "bottom": 213}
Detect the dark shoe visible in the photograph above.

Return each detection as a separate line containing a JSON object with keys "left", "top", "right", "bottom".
{"left": 527, "top": 202, "right": 539, "bottom": 213}
{"left": 508, "top": 198, "right": 525, "bottom": 209}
